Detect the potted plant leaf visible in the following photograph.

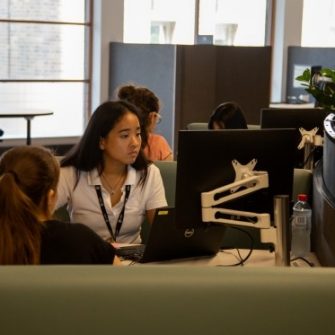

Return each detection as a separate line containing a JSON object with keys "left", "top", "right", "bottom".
{"left": 296, "top": 67, "right": 335, "bottom": 110}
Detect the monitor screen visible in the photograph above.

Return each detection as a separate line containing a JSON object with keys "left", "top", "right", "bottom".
{"left": 175, "top": 129, "right": 297, "bottom": 230}
{"left": 260, "top": 108, "right": 331, "bottom": 168}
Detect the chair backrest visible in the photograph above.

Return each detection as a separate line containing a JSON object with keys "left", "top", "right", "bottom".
{"left": 140, "top": 160, "right": 177, "bottom": 242}
{"left": 154, "top": 160, "right": 177, "bottom": 207}
{"left": 187, "top": 122, "right": 261, "bottom": 130}
{"left": 186, "top": 122, "right": 208, "bottom": 130}
{"left": 247, "top": 124, "right": 261, "bottom": 130}
{"left": 292, "top": 168, "right": 313, "bottom": 201}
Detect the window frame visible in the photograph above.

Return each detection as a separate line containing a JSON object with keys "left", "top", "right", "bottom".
{"left": 0, "top": 0, "right": 93, "bottom": 140}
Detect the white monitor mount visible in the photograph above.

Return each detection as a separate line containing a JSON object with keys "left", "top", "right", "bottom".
{"left": 201, "top": 159, "right": 289, "bottom": 265}
{"left": 298, "top": 127, "right": 323, "bottom": 170}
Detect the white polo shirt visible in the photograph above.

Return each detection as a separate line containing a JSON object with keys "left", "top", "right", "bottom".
{"left": 56, "top": 164, "right": 167, "bottom": 243}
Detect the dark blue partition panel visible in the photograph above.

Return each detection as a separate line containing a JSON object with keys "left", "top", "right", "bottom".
{"left": 109, "top": 42, "right": 176, "bottom": 151}
{"left": 287, "top": 46, "right": 335, "bottom": 101}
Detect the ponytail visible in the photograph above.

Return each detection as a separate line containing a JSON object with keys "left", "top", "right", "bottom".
{"left": 0, "top": 173, "right": 43, "bottom": 264}
{"left": 0, "top": 146, "right": 59, "bottom": 265}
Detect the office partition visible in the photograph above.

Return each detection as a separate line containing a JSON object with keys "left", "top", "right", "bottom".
{"left": 109, "top": 43, "right": 271, "bottom": 153}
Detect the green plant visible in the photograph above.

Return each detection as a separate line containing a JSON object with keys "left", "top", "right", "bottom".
{"left": 296, "top": 67, "right": 335, "bottom": 110}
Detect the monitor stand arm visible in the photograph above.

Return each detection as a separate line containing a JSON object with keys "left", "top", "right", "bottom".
{"left": 201, "top": 159, "right": 289, "bottom": 266}
{"left": 298, "top": 127, "right": 323, "bottom": 170}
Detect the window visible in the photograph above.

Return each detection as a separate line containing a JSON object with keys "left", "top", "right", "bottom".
{"left": 124, "top": 0, "right": 195, "bottom": 44}
{"left": 0, "top": 0, "right": 91, "bottom": 141}
{"left": 302, "top": 0, "right": 335, "bottom": 47}
{"left": 124, "top": 0, "right": 269, "bottom": 46}
{"left": 199, "top": 0, "right": 268, "bottom": 46}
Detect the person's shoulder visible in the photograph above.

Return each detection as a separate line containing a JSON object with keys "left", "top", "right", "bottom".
{"left": 146, "top": 163, "right": 166, "bottom": 185}
{"left": 42, "top": 219, "right": 71, "bottom": 240}
{"left": 60, "top": 166, "right": 94, "bottom": 181}
{"left": 151, "top": 133, "right": 168, "bottom": 143}
{"left": 44, "top": 219, "right": 67, "bottom": 230}
{"left": 60, "top": 165, "right": 77, "bottom": 177}
{"left": 44, "top": 219, "right": 88, "bottom": 232}
{"left": 147, "top": 162, "right": 160, "bottom": 174}
{"left": 130, "top": 162, "right": 160, "bottom": 174}
{"left": 41, "top": 220, "right": 115, "bottom": 265}
{"left": 44, "top": 220, "right": 102, "bottom": 241}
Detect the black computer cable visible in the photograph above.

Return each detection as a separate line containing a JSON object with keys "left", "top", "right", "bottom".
{"left": 218, "top": 226, "right": 254, "bottom": 266}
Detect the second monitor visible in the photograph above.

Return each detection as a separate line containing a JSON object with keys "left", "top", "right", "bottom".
{"left": 260, "top": 107, "right": 331, "bottom": 168}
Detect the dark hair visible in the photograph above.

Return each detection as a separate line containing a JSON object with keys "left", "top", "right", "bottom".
{"left": 0, "top": 146, "right": 60, "bottom": 264}
{"left": 208, "top": 101, "right": 248, "bottom": 129}
{"left": 116, "top": 84, "right": 160, "bottom": 147}
{"left": 61, "top": 100, "right": 149, "bottom": 178}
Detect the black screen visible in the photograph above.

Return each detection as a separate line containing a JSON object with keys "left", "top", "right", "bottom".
{"left": 175, "top": 129, "right": 297, "bottom": 229}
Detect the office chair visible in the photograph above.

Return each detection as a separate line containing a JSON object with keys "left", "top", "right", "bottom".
{"left": 292, "top": 168, "right": 313, "bottom": 201}
{"left": 153, "top": 160, "right": 177, "bottom": 207}
{"left": 186, "top": 122, "right": 260, "bottom": 130}
{"left": 141, "top": 160, "right": 177, "bottom": 243}
{"left": 186, "top": 122, "right": 208, "bottom": 130}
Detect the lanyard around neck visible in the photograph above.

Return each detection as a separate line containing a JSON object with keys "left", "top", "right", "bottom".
{"left": 95, "top": 184, "right": 131, "bottom": 242}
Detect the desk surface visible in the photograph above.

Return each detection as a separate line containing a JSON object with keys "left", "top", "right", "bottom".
{"left": 122, "top": 249, "right": 319, "bottom": 267}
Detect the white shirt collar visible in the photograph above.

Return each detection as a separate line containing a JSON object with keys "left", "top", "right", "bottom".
{"left": 87, "top": 165, "right": 138, "bottom": 187}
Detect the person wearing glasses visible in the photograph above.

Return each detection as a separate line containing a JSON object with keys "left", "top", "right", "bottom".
{"left": 116, "top": 84, "right": 173, "bottom": 161}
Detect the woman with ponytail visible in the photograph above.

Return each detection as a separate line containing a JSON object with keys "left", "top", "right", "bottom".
{"left": 0, "top": 146, "right": 118, "bottom": 265}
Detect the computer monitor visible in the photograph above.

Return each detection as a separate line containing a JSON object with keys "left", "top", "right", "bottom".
{"left": 175, "top": 129, "right": 297, "bottom": 231}
{"left": 260, "top": 108, "right": 331, "bottom": 168}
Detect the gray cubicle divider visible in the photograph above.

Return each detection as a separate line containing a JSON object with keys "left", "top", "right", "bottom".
{"left": 287, "top": 46, "right": 335, "bottom": 101}
{"left": 109, "top": 43, "right": 272, "bottom": 155}
{"left": 109, "top": 43, "right": 176, "bottom": 153}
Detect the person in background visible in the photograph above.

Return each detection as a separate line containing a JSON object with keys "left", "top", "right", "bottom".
{"left": 116, "top": 84, "right": 173, "bottom": 161}
{"left": 0, "top": 146, "right": 118, "bottom": 265}
{"left": 208, "top": 101, "right": 248, "bottom": 130}
{"left": 56, "top": 100, "right": 167, "bottom": 243}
